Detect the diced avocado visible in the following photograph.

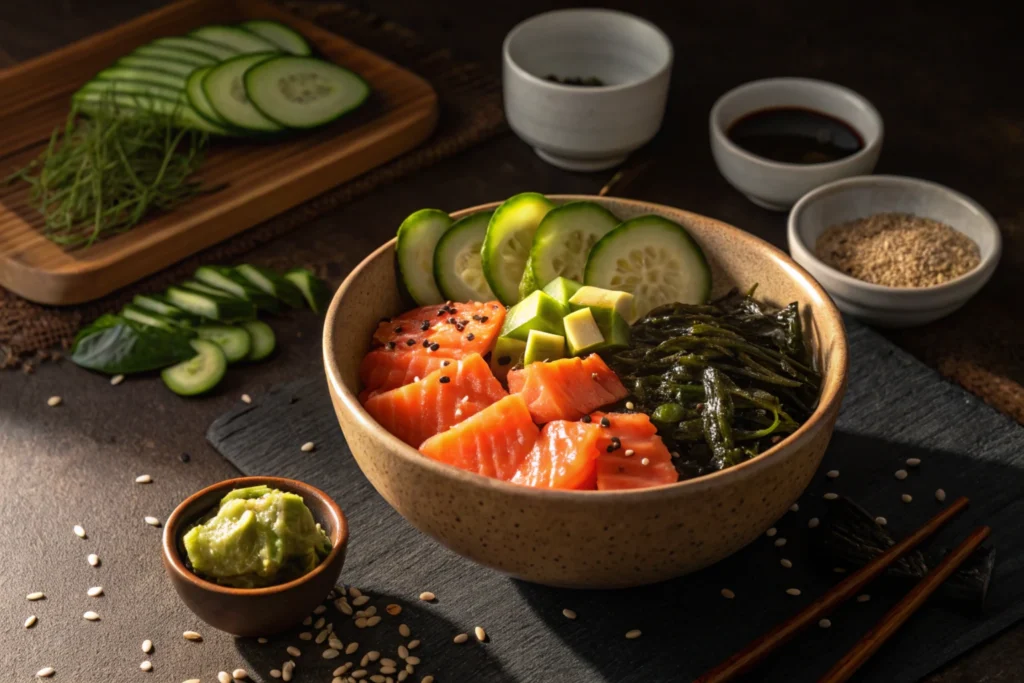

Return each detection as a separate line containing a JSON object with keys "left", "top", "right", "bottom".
{"left": 499, "top": 289, "right": 569, "bottom": 341}
{"left": 569, "top": 285, "right": 637, "bottom": 323}
{"left": 542, "top": 277, "right": 583, "bottom": 305}
{"left": 590, "top": 306, "right": 631, "bottom": 351}
{"left": 563, "top": 307, "right": 605, "bottom": 356}
{"left": 524, "top": 329, "right": 565, "bottom": 365}
{"left": 490, "top": 336, "right": 527, "bottom": 382}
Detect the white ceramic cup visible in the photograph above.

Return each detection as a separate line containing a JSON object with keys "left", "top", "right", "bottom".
{"left": 502, "top": 9, "right": 673, "bottom": 172}
{"left": 710, "top": 78, "right": 884, "bottom": 210}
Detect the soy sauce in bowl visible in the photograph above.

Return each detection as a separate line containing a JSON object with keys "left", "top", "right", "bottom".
{"left": 727, "top": 107, "right": 864, "bottom": 164}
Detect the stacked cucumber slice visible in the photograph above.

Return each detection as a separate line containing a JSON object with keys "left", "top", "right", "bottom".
{"left": 71, "top": 264, "right": 331, "bottom": 396}
{"left": 394, "top": 193, "right": 712, "bottom": 320}
{"left": 72, "top": 20, "right": 369, "bottom": 135}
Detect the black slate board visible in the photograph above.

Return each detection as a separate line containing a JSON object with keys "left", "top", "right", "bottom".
{"left": 208, "top": 319, "right": 1024, "bottom": 683}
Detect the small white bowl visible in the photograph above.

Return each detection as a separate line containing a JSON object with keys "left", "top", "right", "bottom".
{"left": 710, "top": 78, "right": 884, "bottom": 210}
{"left": 502, "top": 9, "right": 672, "bottom": 172}
{"left": 788, "top": 175, "right": 1001, "bottom": 328}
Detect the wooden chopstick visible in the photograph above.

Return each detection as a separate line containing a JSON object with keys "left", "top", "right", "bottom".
{"left": 818, "top": 524, "right": 991, "bottom": 683}
{"left": 693, "top": 496, "right": 970, "bottom": 683}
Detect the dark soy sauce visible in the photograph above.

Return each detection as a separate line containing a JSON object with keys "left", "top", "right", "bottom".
{"left": 726, "top": 107, "right": 864, "bottom": 164}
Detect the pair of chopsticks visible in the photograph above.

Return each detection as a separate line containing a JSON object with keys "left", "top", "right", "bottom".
{"left": 695, "top": 496, "right": 990, "bottom": 683}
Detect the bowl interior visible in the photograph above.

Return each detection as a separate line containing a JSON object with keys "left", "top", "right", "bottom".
{"left": 505, "top": 9, "right": 671, "bottom": 88}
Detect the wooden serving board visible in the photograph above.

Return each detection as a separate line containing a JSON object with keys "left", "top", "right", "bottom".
{"left": 0, "top": 0, "right": 438, "bottom": 305}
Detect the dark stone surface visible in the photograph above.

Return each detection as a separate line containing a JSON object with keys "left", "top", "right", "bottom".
{"left": 1, "top": 1, "right": 1021, "bottom": 682}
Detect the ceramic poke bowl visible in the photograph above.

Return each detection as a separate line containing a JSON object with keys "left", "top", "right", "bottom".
{"left": 323, "top": 196, "right": 848, "bottom": 588}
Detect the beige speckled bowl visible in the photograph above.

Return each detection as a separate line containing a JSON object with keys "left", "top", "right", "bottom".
{"left": 323, "top": 196, "right": 847, "bottom": 588}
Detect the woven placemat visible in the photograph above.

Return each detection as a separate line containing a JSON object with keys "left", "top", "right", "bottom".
{"left": 0, "top": 0, "right": 505, "bottom": 370}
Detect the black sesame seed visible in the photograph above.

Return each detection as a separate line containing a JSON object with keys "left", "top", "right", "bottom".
{"left": 179, "top": 452, "right": 191, "bottom": 463}
{"left": 438, "top": 309, "right": 447, "bottom": 316}
{"left": 606, "top": 443, "right": 620, "bottom": 453}
{"left": 421, "top": 320, "right": 430, "bottom": 331}
{"left": 439, "top": 376, "right": 451, "bottom": 384}
{"left": 406, "top": 339, "right": 417, "bottom": 346}
{"left": 480, "top": 316, "right": 489, "bottom": 323}
{"left": 430, "top": 343, "right": 440, "bottom": 351}
{"left": 449, "top": 308, "right": 458, "bottom": 315}
{"left": 386, "top": 341, "right": 396, "bottom": 350}
{"left": 498, "top": 355, "right": 511, "bottom": 366}
{"left": 472, "top": 315, "right": 482, "bottom": 321}
{"left": 423, "top": 340, "right": 431, "bottom": 347}
{"left": 600, "top": 417, "right": 611, "bottom": 428}
{"left": 448, "top": 317, "right": 457, "bottom": 325}
{"left": 466, "top": 333, "right": 475, "bottom": 341}
{"left": 394, "top": 326, "right": 404, "bottom": 334}
{"left": 483, "top": 352, "right": 492, "bottom": 362}
{"left": 581, "top": 415, "right": 592, "bottom": 423}
{"left": 455, "top": 324, "right": 465, "bottom": 332}
{"left": 442, "top": 360, "right": 451, "bottom": 367}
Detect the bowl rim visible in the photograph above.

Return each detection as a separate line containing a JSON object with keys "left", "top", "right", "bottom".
{"left": 787, "top": 174, "right": 1002, "bottom": 296}
{"left": 162, "top": 476, "right": 348, "bottom": 596}
{"left": 502, "top": 8, "right": 673, "bottom": 94}
{"left": 324, "top": 195, "right": 848, "bottom": 500}
{"left": 709, "top": 76, "right": 884, "bottom": 173}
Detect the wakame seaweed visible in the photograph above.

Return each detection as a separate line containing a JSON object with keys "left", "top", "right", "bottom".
{"left": 607, "top": 287, "right": 821, "bottom": 478}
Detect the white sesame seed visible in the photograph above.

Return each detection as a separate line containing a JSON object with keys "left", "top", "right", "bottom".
{"left": 826, "top": 470, "right": 839, "bottom": 479}
{"left": 765, "top": 527, "right": 777, "bottom": 537}
{"left": 823, "top": 492, "right": 838, "bottom": 500}
{"left": 819, "top": 618, "right": 832, "bottom": 629}
{"left": 380, "top": 658, "right": 397, "bottom": 667}
{"left": 398, "top": 645, "right": 409, "bottom": 659}
{"left": 422, "top": 677, "right": 435, "bottom": 683}
{"left": 333, "top": 666, "right": 347, "bottom": 676}
{"left": 73, "top": 524, "right": 86, "bottom": 538}
{"left": 906, "top": 458, "right": 921, "bottom": 467}
{"left": 83, "top": 611, "right": 100, "bottom": 621}
{"left": 355, "top": 617, "right": 368, "bottom": 628}
{"left": 366, "top": 651, "right": 379, "bottom": 663}
{"left": 405, "top": 656, "right": 421, "bottom": 666}
{"left": 136, "top": 474, "right": 152, "bottom": 484}
{"left": 875, "top": 516, "right": 888, "bottom": 526}
{"left": 453, "top": 633, "right": 468, "bottom": 644}
{"left": 315, "top": 616, "right": 326, "bottom": 629}
{"left": 298, "top": 632, "right": 312, "bottom": 641}
{"left": 36, "top": 667, "right": 55, "bottom": 677}
{"left": 808, "top": 517, "right": 820, "bottom": 529}
{"left": 380, "top": 667, "right": 397, "bottom": 675}
{"left": 895, "top": 469, "right": 908, "bottom": 480}
{"left": 141, "top": 661, "right": 153, "bottom": 672}
{"left": 142, "top": 639, "right": 152, "bottom": 653}
{"left": 789, "top": 503, "right": 800, "bottom": 512}
{"left": 624, "top": 449, "right": 635, "bottom": 457}
{"left": 625, "top": 629, "right": 642, "bottom": 639}
{"left": 257, "top": 637, "right": 268, "bottom": 644}
{"left": 184, "top": 680, "right": 202, "bottom": 683}
{"left": 352, "top": 671, "right": 368, "bottom": 679}
{"left": 720, "top": 588, "right": 735, "bottom": 599}
{"left": 270, "top": 671, "right": 281, "bottom": 679}
{"left": 367, "top": 616, "right": 382, "bottom": 627}
{"left": 398, "top": 673, "right": 409, "bottom": 682}
{"left": 399, "top": 623, "right": 411, "bottom": 637}
{"left": 625, "top": 401, "right": 635, "bottom": 410}
{"left": 88, "top": 553, "right": 100, "bottom": 566}
{"left": 780, "top": 558, "right": 793, "bottom": 569}
{"left": 286, "top": 646, "right": 301, "bottom": 657}
{"left": 110, "top": 374, "right": 125, "bottom": 386}
{"left": 346, "top": 642, "right": 359, "bottom": 654}
{"left": 27, "top": 592, "right": 45, "bottom": 601}
{"left": 857, "top": 594, "right": 871, "bottom": 603}
{"left": 902, "top": 493, "right": 913, "bottom": 503}
{"left": 241, "top": 394, "right": 252, "bottom": 404}
{"left": 562, "top": 608, "right": 577, "bottom": 620}
{"left": 25, "top": 615, "right": 37, "bottom": 628}
{"left": 301, "top": 441, "right": 316, "bottom": 453}
{"left": 323, "top": 649, "right": 340, "bottom": 659}
{"left": 316, "top": 629, "right": 329, "bottom": 644}
{"left": 352, "top": 595, "right": 370, "bottom": 606}
{"left": 144, "top": 516, "right": 161, "bottom": 527}
{"left": 474, "top": 626, "right": 486, "bottom": 642}
{"left": 87, "top": 586, "right": 103, "bottom": 597}
{"left": 774, "top": 538, "right": 787, "bottom": 547}
{"left": 281, "top": 667, "right": 292, "bottom": 682}
{"left": 47, "top": 395, "right": 62, "bottom": 407}
{"left": 302, "top": 616, "right": 312, "bottom": 625}
{"left": 641, "top": 457, "right": 650, "bottom": 466}
{"left": 936, "top": 488, "right": 947, "bottom": 502}
{"left": 183, "top": 630, "right": 202, "bottom": 641}
{"left": 314, "top": 604, "right": 327, "bottom": 615}
{"left": 418, "top": 591, "right": 435, "bottom": 602}
{"left": 329, "top": 637, "right": 343, "bottom": 650}
{"left": 408, "top": 639, "right": 420, "bottom": 650}
{"left": 233, "top": 669, "right": 248, "bottom": 680}
{"left": 786, "top": 588, "right": 802, "bottom": 596}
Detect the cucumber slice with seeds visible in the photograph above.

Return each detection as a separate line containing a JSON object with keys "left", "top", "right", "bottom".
{"left": 78, "top": 79, "right": 185, "bottom": 103}
{"left": 584, "top": 215, "right": 711, "bottom": 318}
{"left": 161, "top": 339, "right": 226, "bottom": 396}
{"left": 186, "top": 66, "right": 230, "bottom": 127}
{"left": 244, "top": 56, "right": 370, "bottom": 129}
{"left": 433, "top": 211, "right": 495, "bottom": 302}
{"left": 190, "top": 25, "right": 279, "bottom": 54}
{"left": 151, "top": 36, "right": 238, "bottom": 61}
{"left": 481, "top": 193, "right": 554, "bottom": 305}
{"left": 396, "top": 209, "right": 452, "bottom": 306}
{"left": 242, "top": 20, "right": 312, "bottom": 56}
{"left": 196, "top": 324, "right": 251, "bottom": 363}
{"left": 235, "top": 264, "right": 305, "bottom": 309}
{"left": 95, "top": 67, "right": 187, "bottom": 90}
{"left": 203, "top": 53, "right": 282, "bottom": 132}
{"left": 72, "top": 92, "right": 229, "bottom": 136}
{"left": 133, "top": 45, "right": 216, "bottom": 67}
{"left": 520, "top": 201, "right": 619, "bottom": 298}
{"left": 242, "top": 320, "right": 276, "bottom": 361}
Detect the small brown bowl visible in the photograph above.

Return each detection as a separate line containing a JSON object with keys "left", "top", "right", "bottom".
{"left": 162, "top": 476, "right": 348, "bottom": 637}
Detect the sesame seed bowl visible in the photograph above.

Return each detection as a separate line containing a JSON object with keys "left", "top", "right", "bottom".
{"left": 788, "top": 175, "right": 1001, "bottom": 328}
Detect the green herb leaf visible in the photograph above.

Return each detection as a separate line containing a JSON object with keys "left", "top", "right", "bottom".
{"left": 71, "top": 314, "right": 196, "bottom": 375}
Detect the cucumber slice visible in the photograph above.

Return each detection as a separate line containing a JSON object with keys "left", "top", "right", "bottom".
{"left": 133, "top": 45, "right": 216, "bottom": 67}
{"left": 520, "top": 201, "right": 620, "bottom": 298}
{"left": 242, "top": 320, "right": 276, "bottom": 361}
{"left": 234, "top": 264, "right": 305, "bottom": 309}
{"left": 185, "top": 66, "right": 230, "bottom": 127}
{"left": 151, "top": 36, "right": 239, "bottom": 61}
{"left": 196, "top": 324, "right": 251, "bottom": 363}
{"left": 78, "top": 79, "right": 185, "bottom": 103}
{"left": 242, "top": 20, "right": 313, "bottom": 56}
{"left": 117, "top": 55, "right": 199, "bottom": 77}
{"left": 132, "top": 294, "right": 198, "bottom": 324}
{"left": 395, "top": 209, "right": 451, "bottom": 306}
{"left": 191, "top": 25, "right": 279, "bottom": 53}
{"left": 584, "top": 215, "right": 712, "bottom": 318}
{"left": 121, "top": 304, "right": 181, "bottom": 332}
{"left": 433, "top": 211, "right": 495, "bottom": 302}
{"left": 161, "top": 339, "right": 227, "bottom": 396}
{"left": 194, "top": 265, "right": 281, "bottom": 313}
{"left": 203, "top": 53, "right": 282, "bottom": 132}
{"left": 95, "top": 67, "right": 187, "bottom": 90}
{"left": 72, "top": 91, "right": 229, "bottom": 135}
{"left": 182, "top": 280, "right": 233, "bottom": 298}
{"left": 481, "top": 192, "right": 554, "bottom": 305}
{"left": 244, "top": 56, "right": 370, "bottom": 129}
{"left": 284, "top": 268, "right": 331, "bottom": 314}
{"left": 166, "top": 286, "right": 257, "bottom": 322}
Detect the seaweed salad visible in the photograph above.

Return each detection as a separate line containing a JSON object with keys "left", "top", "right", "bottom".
{"left": 607, "top": 287, "right": 821, "bottom": 479}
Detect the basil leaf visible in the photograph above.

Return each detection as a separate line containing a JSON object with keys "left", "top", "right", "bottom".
{"left": 71, "top": 314, "right": 196, "bottom": 374}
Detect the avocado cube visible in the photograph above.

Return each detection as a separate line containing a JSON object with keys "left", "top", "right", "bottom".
{"left": 569, "top": 285, "right": 637, "bottom": 323}
{"left": 499, "top": 290, "right": 569, "bottom": 342}
{"left": 589, "top": 306, "right": 630, "bottom": 351}
{"left": 490, "top": 336, "right": 527, "bottom": 382}
{"left": 524, "top": 330, "right": 566, "bottom": 365}
{"left": 563, "top": 307, "right": 605, "bottom": 356}
{"left": 542, "top": 277, "right": 583, "bottom": 305}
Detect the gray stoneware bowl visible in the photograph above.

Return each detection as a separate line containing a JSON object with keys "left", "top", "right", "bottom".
{"left": 324, "top": 196, "right": 848, "bottom": 589}
{"left": 788, "top": 175, "right": 1001, "bottom": 328}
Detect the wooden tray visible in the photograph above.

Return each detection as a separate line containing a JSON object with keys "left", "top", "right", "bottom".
{"left": 0, "top": 0, "right": 438, "bottom": 305}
